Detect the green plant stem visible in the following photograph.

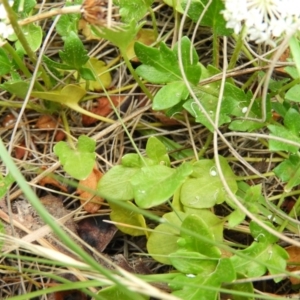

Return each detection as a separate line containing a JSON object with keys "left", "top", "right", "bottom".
{"left": 148, "top": 6, "right": 158, "bottom": 40}
{"left": 2, "top": 42, "right": 46, "bottom": 91}
{"left": 268, "top": 189, "right": 300, "bottom": 201}
{"left": 2, "top": 0, "right": 51, "bottom": 89}
{"left": 276, "top": 192, "right": 296, "bottom": 233}
{"left": 227, "top": 156, "right": 284, "bottom": 163}
{"left": 61, "top": 110, "right": 75, "bottom": 148}
{"left": 87, "top": 60, "right": 147, "bottom": 164}
{"left": 241, "top": 71, "right": 259, "bottom": 90}
{"left": 120, "top": 48, "right": 153, "bottom": 101}
{"left": 0, "top": 138, "right": 145, "bottom": 300}
{"left": 212, "top": 33, "right": 219, "bottom": 68}
{"left": 0, "top": 99, "right": 45, "bottom": 112}
{"left": 228, "top": 29, "right": 245, "bottom": 70}
{"left": 235, "top": 171, "right": 274, "bottom": 181}
{"left": 198, "top": 132, "right": 213, "bottom": 158}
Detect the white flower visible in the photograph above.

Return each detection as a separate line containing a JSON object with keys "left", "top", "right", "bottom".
{"left": 222, "top": 0, "right": 300, "bottom": 46}
{"left": 0, "top": 22, "right": 13, "bottom": 39}
{"left": 0, "top": 0, "right": 13, "bottom": 19}
{"left": 0, "top": 1, "right": 14, "bottom": 40}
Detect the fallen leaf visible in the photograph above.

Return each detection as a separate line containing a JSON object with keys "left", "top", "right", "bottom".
{"left": 82, "top": 96, "right": 125, "bottom": 126}
{"left": 286, "top": 245, "right": 300, "bottom": 284}
{"left": 35, "top": 115, "right": 65, "bottom": 141}
{"left": 77, "top": 165, "right": 104, "bottom": 213}
{"left": 39, "top": 169, "right": 68, "bottom": 193}
{"left": 14, "top": 140, "right": 27, "bottom": 159}
{"left": 77, "top": 216, "right": 117, "bottom": 252}
{"left": 152, "top": 110, "right": 181, "bottom": 126}
{"left": 53, "top": 290, "right": 87, "bottom": 300}
{"left": 36, "top": 115, "right": 57, "bottom": 129}
{"left": 2, "top": 113, "right": 16, "bottom": 127}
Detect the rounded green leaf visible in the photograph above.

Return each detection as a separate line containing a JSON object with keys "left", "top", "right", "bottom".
{"left": 147, "top": 211, "right": 186, "bottom": 264}
{"left": 109, "top": 201, "right": 147, "bottom": 236}
{"left": 53, "top": 135, "right": 95, "bottom": 180}
{"left": 131, "top": 163, "right": 192, "bottom": 208}
{"left": 97, "top": 165, "right": 139, "bottom": 201}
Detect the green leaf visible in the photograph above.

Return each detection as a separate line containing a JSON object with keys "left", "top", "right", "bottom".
{"left": 131, "top": 163, "right": 192, "bottom": 208}
{"left": 268, "top": 125, "right": 300, "bottom": 153}
{"left": 31, "top": 84, "right": 86, "bottom": 104}
{"left": 13, "top": 0, "right": 36, "bottom": 14}
{"left": 53, "top": 135, "right": 96, "bottom": 180}
{"left": 153, "top": 81, "right": 189, "bottom": 110}
{"left": 182, "top": 0, "right": 232, "bottom": 36}
{"left": 119, "top": 0, "right": 154, "bottom": 23}
{"left": 289, "top": 36, "right": 300, "bottom": 79}
{"left": 171, "top": 258, "right": 235, "bottom": 300}
{"left": 43, "top": 55, "right": 77, "bottom": 71}
{"left": 55, "top": 13, "right": 79, "bottom": 37}
{"left": 0, "top": 48, "right": 12, "bottom": 75}
{"left": 174, "top": 36, "right": 202, "bottom": 85}
{"left": 0, "top": 81, "right": 30, "bottom": 98}
{"left": 121, "top": 153, "right": 148, "bottom": 168}
{"left": 97, "top": 165, "right": 139, "bottom": 201}
{"left": 145, "top": 136, "right": 170, "bottom": 166}
{"left": 135, "top": 42, "right": 181, "bottom": 84}
{"left": 169, "top": 250, "right": 216, "bottom": 274}
{"left": 135, "top": 37, "right": 201, "bottom": 84}
{"left": 226, "top": 274, "right": 254, "bottom": 300}
{"left": 91, "top": 20, "right": 142, "bottom": 51}
{"left": 228, "top": 209, "right": 245, "bottom": 228}
{"left": 77, "top": 58, "right": 112, "bottom": 91}
{"left": 228, "top": 184, "right": 263, "bottom": 227}
{"left": 147, "top": 211, "right": 186, "bottom": 264}
{"left": 231, "top": 241, "right": 288, "bottom": 281}
{"left": 179, "top": 214, "right": 221, "bottom": 258}
{"left": 109, "top": 201, "right": 147, "bottom": 236}
{"left": 98, "top": 285, "right": 149, "bottom": 300}
{"left": 183, "top": 208, "right": 224, "bottom": 242}
{"left": 231, "top": 223, "right": 289, "bottom": 281}
{"left": 284, "top": 108, "right": 300, "bottom": 135}
{"left": 273, "top": 154, "right": 300, "bottom": 192}
{"left": 59, "top": 31, "right": 89, "bottom": 69}
{"left": 181, "top": 156, "right": 237, "bottom": 208}
{"left": 250, "top": 221, "right": 278, "bottom": 244}
{"left": 78, "top": 67, "right": 95, "bottom": 81}
{"left": 15, "top": 23, "right": 42, "bottom": 52}
{"left": 0, "top": 173, "right": 15, "bottom": 198}
{"left": 148, "top": 133, "right": 194, "bottom": 160}
{"left": 286, "top": 84, "right": 300, "bottom": 102}
{"left": 184, "top": 96, "right": 231, "bottom": 132}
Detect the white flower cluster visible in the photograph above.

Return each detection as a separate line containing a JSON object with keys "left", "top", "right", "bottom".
{"left": 0, "top": 1, "right": 14, "bottom": 40}
{"left": 222, "top": 0, "right": 300, "bottom": 46}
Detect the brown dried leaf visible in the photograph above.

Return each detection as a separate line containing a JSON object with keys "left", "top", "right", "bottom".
{"left": 36, "top": 115, "right": 57, "bottom": 129}
{"left": 36, "top": 115, "right": 65, "bottom": 141}
{"left": 286, "top": 245, "right": 300, "bottom": 285}
{"left": 2, "top": 113, "right": 16, "bottom": 127}
{"left": 14, "top": 140, "right": 27, "bottom": 159}
{"left": 77, "top": 216, "right": 117, "bottom": 252}
{"left": 39, "top": 172, "right": 68, "bottom": 193}
{"left": 152, "top": 110, "right": 181, "bottom": 125}
{"left": 77, "top": 165, "right": 103, "bottom": 213}
{"left": 82, "top": 96, "right": 126, "bottom": 126}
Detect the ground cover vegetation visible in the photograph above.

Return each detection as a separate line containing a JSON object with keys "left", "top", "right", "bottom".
{"left": 1, "top": 0, "right": 300, "bottom": 299}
